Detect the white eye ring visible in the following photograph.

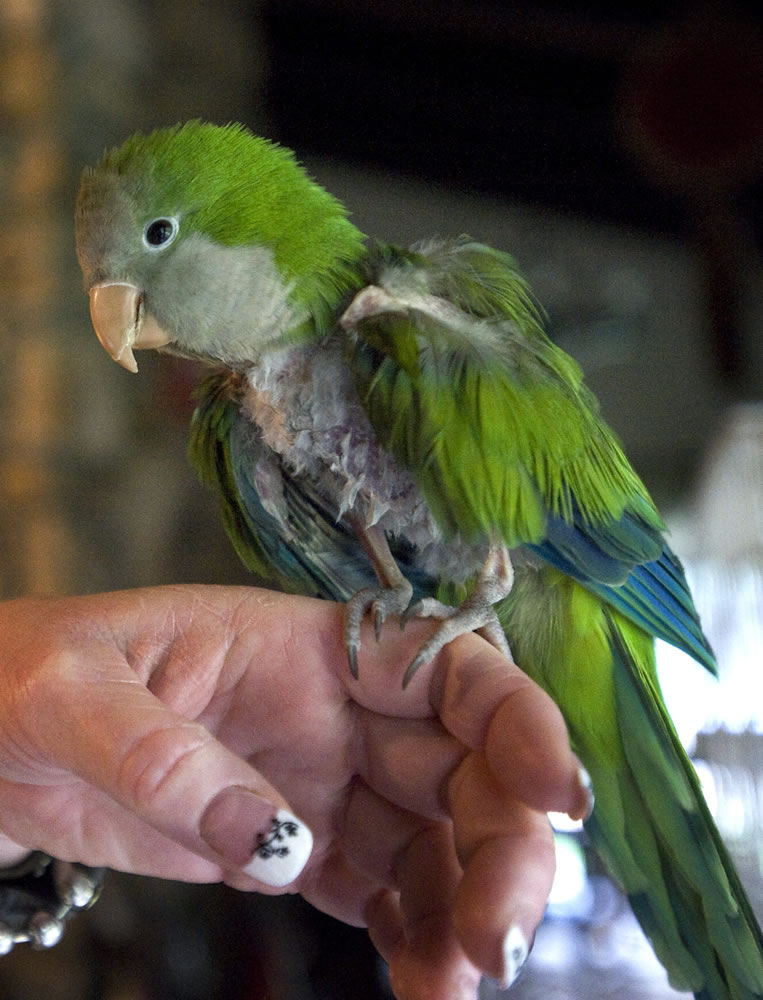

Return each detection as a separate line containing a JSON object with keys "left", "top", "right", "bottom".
{"left": 143, "top": 217, "right": 179, "bottom": 250}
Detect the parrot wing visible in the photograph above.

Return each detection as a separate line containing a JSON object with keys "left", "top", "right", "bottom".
{"left": 189, "top": 369, "right": 374, "bottom": 599}
{"left": 343, "top": 238, "right": 714, "bottom": 670}
{"left": 189, "top": 369, "right": 436, "bottom": 602}
{"left": 531, "top": 514, "right": 717, "bottom": 673}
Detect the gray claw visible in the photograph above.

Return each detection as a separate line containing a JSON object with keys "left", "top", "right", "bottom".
{"left": 400, "top": 546, "right": 515, "bottom": 687}
{"left": 374, "top": 605, "right": 385, "bottom": 641}
{"left": 402, "top": 650, "right": 430, "bottom": 689}
{"left": 343, "top": 581, "right": 413, "bottom": 677}
{"left": 401, "top": 625, "right": 459, "bottom": 688}
{"left": 348, "top": 644, "right": 359, "bottom": 679}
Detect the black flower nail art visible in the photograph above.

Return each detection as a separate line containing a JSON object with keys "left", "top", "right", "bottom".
{"left": 254, "top": 816, "right": 301, "bottom": 860}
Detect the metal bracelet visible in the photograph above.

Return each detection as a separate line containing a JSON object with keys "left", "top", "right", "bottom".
{"left": 0, "top": 852, "right": 105, "bottom": 954}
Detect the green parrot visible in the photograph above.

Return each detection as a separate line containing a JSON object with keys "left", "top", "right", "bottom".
{"left": 74, "top": 121, "right": 763, "bottom": 998}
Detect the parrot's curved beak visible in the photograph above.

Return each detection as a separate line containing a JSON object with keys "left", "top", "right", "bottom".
{"left": 88, "top": 282, "right": 172, "bottom": 373}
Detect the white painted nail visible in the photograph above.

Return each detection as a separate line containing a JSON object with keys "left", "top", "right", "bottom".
{"left": 501, "top": 925, "right": 529, "bottom": 989}
{"left": 243, "top": 809, "right": 313, "bottom": 887}
{"left": 577, "top": 764, "right": 595, "bottom": 820}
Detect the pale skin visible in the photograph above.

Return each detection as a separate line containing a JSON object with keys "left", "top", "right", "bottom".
{"left": 0, "top": 585, "right": 590, "bottom": 998}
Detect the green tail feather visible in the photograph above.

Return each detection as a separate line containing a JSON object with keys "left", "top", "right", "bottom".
{"left": 500, "top": 572, "right": 763, "bottom": 999}
{"left": 590, "top": 618, "right": 763, "bottom": 998}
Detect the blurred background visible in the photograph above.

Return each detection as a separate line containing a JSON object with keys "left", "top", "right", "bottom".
{"left": 0, "top": 0, "right": 761, "bottom": 996}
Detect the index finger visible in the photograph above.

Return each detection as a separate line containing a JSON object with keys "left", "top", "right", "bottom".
{"left": 336, "top": 617, "right": 590, "bottom": 820}
{"left": 430, "top": 634, "right": 591, "bottom": 820}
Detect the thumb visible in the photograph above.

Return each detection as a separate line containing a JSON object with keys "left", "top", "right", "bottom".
{"left": 18, "top": 644, "right": 313, "bottom": 891}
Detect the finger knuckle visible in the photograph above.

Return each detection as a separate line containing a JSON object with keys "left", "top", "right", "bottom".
{"left": 118, "top": 723, "right": 211, "bottom": 812}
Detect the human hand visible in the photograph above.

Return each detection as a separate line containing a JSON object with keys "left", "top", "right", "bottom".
{"left": 0, "top": 585, "right": 590, "bottom": 996}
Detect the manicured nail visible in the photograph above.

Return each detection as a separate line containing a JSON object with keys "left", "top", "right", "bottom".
{"left": 200, "top": 787, "right": 313, "bottom": 887}
{"left": 243, "top": 809, "right": 314, "bottom": 887}
{"left": 501, "top": 925, "right": 529, "bottom": 989}
{"left": 574, "top": 765, "right": 595, "bottom": 821}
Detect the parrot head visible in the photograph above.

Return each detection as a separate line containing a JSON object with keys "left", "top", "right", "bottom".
{"left": 75, "top": 121, "right": 366, "bottom": 371}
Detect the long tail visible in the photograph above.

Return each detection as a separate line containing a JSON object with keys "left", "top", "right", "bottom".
{"left": 585, "top": 615, "right": 763, "bottom": 999}
{"left": 501, "top": 569, "right": 763, "bottom": 999}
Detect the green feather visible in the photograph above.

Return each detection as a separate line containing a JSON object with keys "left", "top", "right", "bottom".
{"left": 499, "top": 571, "right": 762, "bottom": 997}
{"left": 350, "top": 240, "right": 660, "bottom": 542}
{"left": 79, "top": 120, "right": 367, "bottom": 335}
{"left": 188, "top": 369, "right": 277, "bottom": 582}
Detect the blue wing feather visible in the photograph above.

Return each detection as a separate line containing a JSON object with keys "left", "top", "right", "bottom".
{"left": 529, "top": 501, "right": 716, "bottom": 675}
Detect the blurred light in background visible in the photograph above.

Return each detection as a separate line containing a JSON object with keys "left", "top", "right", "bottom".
{"left": 547, "top": 835, "right": 591, "bottom": 918}
{"left": 659, "top": 403, "right": 763, "bottom": 735}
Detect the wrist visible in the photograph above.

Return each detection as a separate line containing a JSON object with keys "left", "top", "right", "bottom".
{"left": 0, "top": 853, "right": 105, "bottom": 953}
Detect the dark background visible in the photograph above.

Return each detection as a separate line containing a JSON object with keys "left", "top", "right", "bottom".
{"left": 261, "top": 0, "right": 762, "bottom": 391}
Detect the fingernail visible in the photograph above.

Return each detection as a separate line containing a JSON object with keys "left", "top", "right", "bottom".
{"left": 572, "top": 764, "right": 595, "bottom": 821}
{"left": 200, "top": 787, "right": 313, "bottom": 887}
{"left": 243, "top": 810, "right": 314, "bottom": 887}
{"left": 501, "top": 925, "right": 529, "bottom": 989}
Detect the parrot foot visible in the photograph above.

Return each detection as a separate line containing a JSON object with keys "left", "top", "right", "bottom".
{"left": 402, "top": 546, "right": 514, "bottom": 688}
{"left": 344, "top": 579, "right": 414, "bottom": 678}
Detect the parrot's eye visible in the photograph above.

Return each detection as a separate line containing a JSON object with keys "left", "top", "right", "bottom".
{"left": 143, "top": 217, "right": 179, "bottom": 249}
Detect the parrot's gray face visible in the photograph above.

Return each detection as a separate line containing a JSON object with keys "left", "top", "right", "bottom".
{"left": 75, "top": 170, "right": 305, "bottom": 373}
{"left": 75, "top": 169, "right": 184, "bottom": 371}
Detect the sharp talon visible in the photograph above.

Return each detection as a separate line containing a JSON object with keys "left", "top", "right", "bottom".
{"left": 398, "top": 547, "right": 515, "bottom": 687}
{"left": 348, "top": 644, "right": 359, "bottom": 679}
{"left": 402, "top": 653, "right": 428, "bottom": 689}
{"left": 374, "top": 606, "right": 384, "bottom": 641}
{"left": 401, "top": 632, "right": 445, "bottom": 688}
{"left": 343, "top": 576, "right": 413, "bottom": 676}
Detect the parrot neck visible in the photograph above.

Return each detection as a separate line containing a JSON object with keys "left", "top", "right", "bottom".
{"left": 195, "top": 158, "right": 370, "bottom": 343}
{"left": 281, "top": 225, "right": 369, "bottom": 343}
